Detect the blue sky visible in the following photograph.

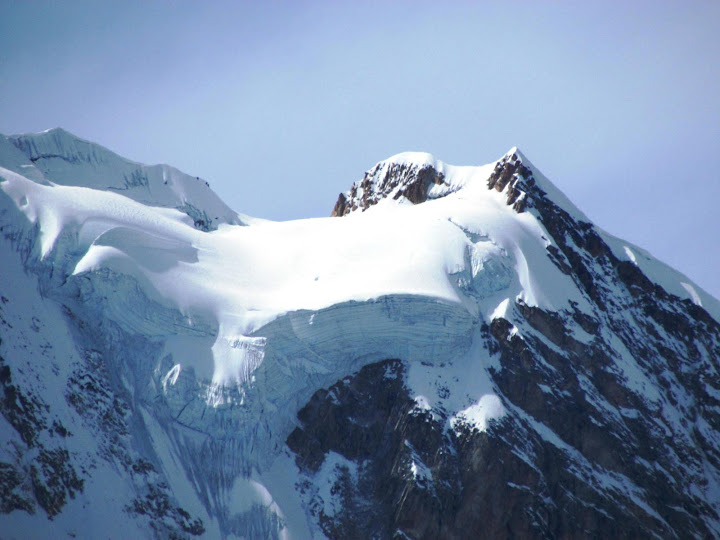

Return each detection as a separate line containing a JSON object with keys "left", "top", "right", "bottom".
{"left": 1, "top": 1, "right": 719, "bottom": 298}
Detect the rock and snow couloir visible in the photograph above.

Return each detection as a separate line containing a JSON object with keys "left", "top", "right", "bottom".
{"left": 1, "top": 130, "right": 719, "bottom": 539}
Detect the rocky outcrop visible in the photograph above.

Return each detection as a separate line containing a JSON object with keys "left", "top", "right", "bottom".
{"left": 486, "top": 151, "right": 535, "bottom": 212}
{"left": 331, "top": 157, "right": 449, "bottom": 216}
{"left": 332, "top": 149, "right": 539, "bottom": 217}
{"left": 0, "top": 345, "right": 83, "bottom": 519}
{"left": 288, "top": 285, "right": 720, "bottom": 538}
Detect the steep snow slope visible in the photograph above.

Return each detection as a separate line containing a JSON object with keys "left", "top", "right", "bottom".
{"left": 1, "top": 132, "right": 719, "bottom": 538}
{"left": 1, "top": 128, "right": 244, "bottom": 230}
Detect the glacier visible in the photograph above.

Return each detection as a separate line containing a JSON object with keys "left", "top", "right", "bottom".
{"left": 1, "top": 129, "right": 719, "bottom": 538}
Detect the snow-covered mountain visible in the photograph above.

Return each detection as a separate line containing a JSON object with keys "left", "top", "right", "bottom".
{"left": 1, "top": 130, "right": 719, "bottom": 539}
{"left": 0, "top": 128, "right": 244, "bottom": 231}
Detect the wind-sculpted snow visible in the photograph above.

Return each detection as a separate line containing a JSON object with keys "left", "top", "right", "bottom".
{"left": 0, "top": 141, "right": 498, "bottom": 537}
{"left": 1, "top": 131, "right": 719, "bottom": 538}
{"left": 0, "top": 157, "right": 539, "bottom": 388}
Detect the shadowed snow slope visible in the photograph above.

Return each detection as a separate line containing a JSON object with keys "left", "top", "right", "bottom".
{"left": 1, "top": 131, "right": 719, "bottom": 539}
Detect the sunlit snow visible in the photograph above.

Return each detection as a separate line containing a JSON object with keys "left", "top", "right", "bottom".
{"left": 2, "top": 144, "right": 717, "bottom": 395}
{"left": 3, "top": 133, "right": 720, "bottom": 538}
{"left": 450, "top": 394, "right": 507, "bottom": 432}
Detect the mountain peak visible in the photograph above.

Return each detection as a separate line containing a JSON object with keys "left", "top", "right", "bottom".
{"left": 39, "top": 126, "right": 74, "bottom": 137}
{"left": 330, "top": 148, "right": 539, "bottom": 217}
{"left": 4, "top": 127, "right": 244, "bottom": 230}
{"left": 33, "top": 127, "right": 101, "bottom": 152}
{"left": 381, "top": 151, "right": 438, "bottom": 168}
{"left": 8, "top": 127, "right": 132, "bottom": 171}
{"left": 331, "top": 151, "right": 450, "bottom": 216}
{"left": 486, "top": 148, "right": 537, "bottom": 213}
{"left": 3, "top": 132, "right": 720, "bottom": 538}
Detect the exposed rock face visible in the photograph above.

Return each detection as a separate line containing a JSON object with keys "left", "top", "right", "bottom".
{"left": 487, "top": 151, "right": 535, "bottom": 212}
{"left": 331, "top": 150, "right": 538, "bottom": 217}
{"left": 331, "top": 155, "right": 450, "bottom": 216}
{"left": 287, "top": 277, "right": 720, "bottom": 538}
{"left": 0, "top": 346, "right": 84, "bottom": 519}
{"left": 298, "top": 149, "right": 720, "bottom": 539}
{"left": 287, "top": 358, "right": 537, "bottom": 539}
{"left": 0, "top": 255, "right": 207, "bottom": 538}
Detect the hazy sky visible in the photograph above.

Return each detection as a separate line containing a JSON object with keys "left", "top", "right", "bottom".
{"left": 1, "top": 1, "right": 719, "bottom": 298}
